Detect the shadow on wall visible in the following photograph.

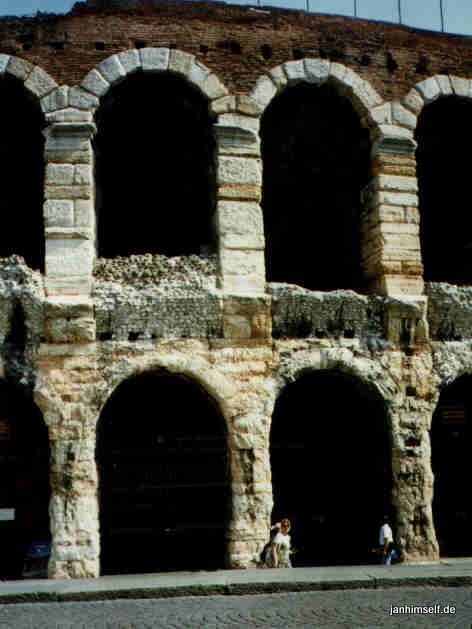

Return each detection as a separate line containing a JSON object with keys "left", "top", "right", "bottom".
{"left": 94, "top": 71, "right": 217, "bottom": 259}
{"left": 261, "top": 82, "right": 371, "bottom": 293}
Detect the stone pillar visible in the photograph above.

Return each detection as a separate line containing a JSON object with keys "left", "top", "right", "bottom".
{"left": 215, "top": 108, "right": 271, "bottom": 342}
{"left": 43, "top": 119, "right": 96, "bottom": 343}
{"left": 227, "top": 413, "right": 273, "bottom": 567}
{"left": 362, "top": 128, "right": 423, "bottom": 296}
{"left": 48, "top": 436, "right": 99, "bottom": 579}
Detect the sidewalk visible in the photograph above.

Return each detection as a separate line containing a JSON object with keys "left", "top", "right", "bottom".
{"left": 0, "top": 559, "right": 471, "bottom": 604}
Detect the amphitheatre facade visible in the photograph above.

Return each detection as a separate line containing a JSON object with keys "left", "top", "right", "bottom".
{"left": 0, "top": 0, "right": 471, "bottom": 578}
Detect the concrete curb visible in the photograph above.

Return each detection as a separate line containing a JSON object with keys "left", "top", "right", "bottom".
{"left": 0, "top": 575, "right": 471, "bottom": 605}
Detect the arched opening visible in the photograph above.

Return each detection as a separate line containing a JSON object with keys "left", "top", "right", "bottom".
{"left": 94, "top": 72, "right": 216, "bottom": 258}
{"left": 416, "top": 96, "right": 472, "bottom": 284}
{"left": 431, "top": 375, "right": 472, "bottom": 556}
{"left": 261, "top": 82, "right": 371, "bottom": 291}
{"left": 0, "top": 381, "right": 50, "bottom": 579}
{"left": 96, "top": 370, "right": 230, "bottom": 575}
{"left": 270, "top": 370, "right": 392, "bottom": 565}
{"left": 0, "top": 74, "right": 45, "bottom": 271}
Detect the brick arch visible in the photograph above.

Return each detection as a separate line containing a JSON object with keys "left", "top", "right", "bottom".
{"left": 0, "top": 53, "right": 57, "bottom": 105}
{"left": 75, "top": 48, "right": 228, "bottom": 113}
{"left": 250, "top": 58, "right": 384, "bottom": 136}
{"left": 403, "top": 74, "right": 472, "bottom": 121}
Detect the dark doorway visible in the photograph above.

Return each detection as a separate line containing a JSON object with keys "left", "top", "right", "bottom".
{"left": 431, "top": 375, "right": 472, "bottom": 556}
{"left": 0, "top": 75, "right": 45, "bottom": 271}
{"left": 416, "top": 96, "right": 472, "bottom": 284}
{"left": 261, "top": 82, "right": 371, "bottom": 291}
{"left": 94, "top": 72, "right": 216, "bottom": 258}
{"left": 0, "top": 381, "right": 51, "bottom": 579}
{"left": 270, "top": 370, "right": 392, "bottom": 566}
{"left": 97, "top": 371, "right": 230, "bottom": 575}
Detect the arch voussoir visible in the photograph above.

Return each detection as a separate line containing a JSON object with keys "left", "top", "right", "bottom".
{"left": 0, "top": 54, "right": 58, "bottom": 102}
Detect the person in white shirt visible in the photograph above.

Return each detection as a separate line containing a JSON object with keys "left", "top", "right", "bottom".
{"left": 263, "top": 518, "right": 293, "bottom": 568}
{"left": 379, "top": 515, "right": 395, "bottom": 565}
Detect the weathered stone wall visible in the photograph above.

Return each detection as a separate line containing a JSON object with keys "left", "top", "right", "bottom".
{"left": 0, "top": 0, "right": 471, "bottom": 579}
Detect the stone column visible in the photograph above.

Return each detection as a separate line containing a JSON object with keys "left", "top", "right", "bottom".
{"left": 215, "top": 108, "right": 271, "bottom": 341}
{"left": 227, "top": 413, "right": 273, "bottom": 567}
{"left": 43, "top": 119, "right": 96, "bottom": 343}
{"left": 362, "top": 128, "right": 423, "bottom": 296}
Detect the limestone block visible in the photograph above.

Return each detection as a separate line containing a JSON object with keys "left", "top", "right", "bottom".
{"left": 45, "top": 185, "right": 91, "bottom": 200}
{"left": 41, "top": 86, "right": 69, "bottom": 113}
{"left": 375, "top": 174, "right": 418, "bottom": 193}
{"left": 46, "top": 108, "right": 93, "bottom": 123}
{"left": 75, "top": 200, "right": 94, "bottom": 228}
{"left": 68, "top": 87, "right": 99, "bottom": 111}
{"left": 218, "top": 184, "right": 261, "bottom": 202}
{"left": 220, "top": 249, "right": 265, "bottom": 276}
{"left": 215, "top": 124, "right": 259, "bottom": 156}
{"left": 391, "top": 103, "right": 417, "bottom": 130}
{"left": 283, "top": 60, "right": 306, "bottom": 82}
{"left": 44, "top": 199, "right": 74, "bottom": 227}
{"left": 202, "top": 73, "right": 228, "bottom": 100}
{"left": 6, "top": 56, "right": 33, "bottom": 81}
{"left": 236, "top": 95, "right": 263, "bottom": 117}
{"left": 187, "top": 60, "right": 211, "bottom": 88}
{"left": 369, "top": 103, "right": 392, "bottom": 125}
{"left": 435, "top": 75, "right": 453, "bottom": 95}
{"left": 0, "top": 54, "right": 10, "bottom": 74}
{"left": 211, "top": 95, "right": 236, "bottom": 115}
{"left": 375, "top": 191, "right": 419, "bottom": 207}
{"left": 221, "top": 234, "right": 264, "bottom": 249}
{"left": 250, "top": 75, "right": 277, "bottom": 110}
{"left": 45, "top": 238, "right": 94, "bottom": 277}
{"left": 168, "top": 49, "right": 194, "bottom": 76}
{"left": 45, "top": 316, "right": 96, "bottom": 344}
{"left": 415, "top": 77, "right": 440, "bottom": 103}
{"left": 81, "top": 69, "right": 109, "bottom": 98}
{"left": 403, "top": 88, "right": 424, "bottom": 114}
{"left": 218, "top": 201, "right": 263, "bottom": 236}
{"left": 379, "top": 222, "right": 419, "bottom": 236}
{"left": 140, "top": 47, "right": 169, "bottom": 72}
{"left": 329, "top": 61, "right": 347, "bottom": 84}
{"left": 376, "top": 205, "right": 406, "bottom": 223}
{"left": 304, "top": 58, "right": 330, "bottom": 83}
{"left": 74, "top": 164, "right": 92, "bottom": 185}
{"left": 24, "top": 65, "right": 57, "bottom": 98}
{"left": 268, "top": 65, "right": 288, "bottom": 89}
{"left": 356, "top": 80, "right": 383, "bottom": 110}
{"left": 46, "top": 164, "right": 74, "bottom": 186}
{"left": 46, "top": 276, "right": 92, "bottom": 296}
{"left": 224, "top": 315, "right": 252, "bottom": 339}
{"left": 221, "top": 274, "right": 266, "bottom": 295}
{"left": 218, "top": 113, "right": 259, "bottom": 132}
{"left": 117, "top": 49, "right": 141, "bottom": 74}
{"left": 218, "top": 156, "right": 262, "bottom": 186}
{"left": 450, "top": 75, "right": 469, "bottom": 97}
{"left": 97, "top": 54, "right": 126, "bottom": 84}
{"left": 46, "top": 226, "right": 93, "bottom": 240}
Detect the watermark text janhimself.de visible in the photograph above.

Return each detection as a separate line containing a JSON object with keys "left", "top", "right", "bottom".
{"left": 390, "top": 604, "right": 456, "bottom": 616}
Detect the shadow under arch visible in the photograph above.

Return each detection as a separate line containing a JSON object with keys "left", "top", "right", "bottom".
{"left": 416, "top": 95, "right": 472, "bottom": 285}
{"left": 94, "top": 70, "right": 217, "bottom": 258}
{"left": 270, "top": 369, "right": 392, "bottom": 566}
{"left": 260, "top": 80, "right": 371, "bottom": 291}
{"left": 96, "top": 369, "right": 231, "bottom": 575}
{"left": 0, "top": 379, "right": 51, "bottom": 579}
{"left": 431, "top": 374, "right": 472, "bottom": 556}
{"left": 0, "top": 73, "right": 45, "bottom": 271}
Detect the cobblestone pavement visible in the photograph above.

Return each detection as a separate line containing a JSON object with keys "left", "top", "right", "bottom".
{"left": 0, "top": 587, "right": 470, "bottom": 628}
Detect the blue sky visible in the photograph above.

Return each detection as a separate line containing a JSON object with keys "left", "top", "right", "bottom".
{"left": 0, "top": 0, "right": 471, "bottom": 36}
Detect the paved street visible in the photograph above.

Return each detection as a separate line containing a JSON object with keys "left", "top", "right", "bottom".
{"left": 0, "top": 587, "right": 470, "bottom": 628}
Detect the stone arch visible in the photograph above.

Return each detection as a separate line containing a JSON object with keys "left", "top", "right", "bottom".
{"left": 269, "top": 354, "right": 393, "bottom": 565}
{"left": 0, "top": 54, "right": 58, "bottom": 104}
{"left": 96, "top": 355, "right": 236, "bottom": 428}
{"left": 72, "top": 48, "right": 228, "bottom": 114}
{"left": 96, "top": 364, "right": 232, "bottom": 574}
{"left": 403, "top": 74, "right": 472, "bottom": 120}
{"left": 250, "top": 59, "right": 384, "bottom": 137}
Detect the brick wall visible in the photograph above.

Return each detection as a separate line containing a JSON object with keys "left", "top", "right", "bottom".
{"left": 0, "top": 1, "right": 471, "bottom": 97}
